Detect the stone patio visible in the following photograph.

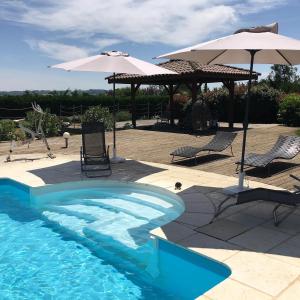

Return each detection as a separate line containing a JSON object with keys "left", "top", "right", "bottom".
{"left": 1, "top": 155, "right": 300, "bottom": 299}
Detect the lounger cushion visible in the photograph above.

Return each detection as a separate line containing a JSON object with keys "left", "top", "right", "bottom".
{"left": 171, "top": 146, "right": 201, "bottom": 158}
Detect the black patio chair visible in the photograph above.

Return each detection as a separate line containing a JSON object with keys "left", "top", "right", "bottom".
{"left": 170, "top": 131, "right": 237, "bottom": 164}
{"left": 80, "top": 122, "right": 111, "bottom": 177}
{"left": 211, "top": 174, "right": 300, "bottom": 226}
{"left": 236, "top": 135, "right": 300, "bottom": 175}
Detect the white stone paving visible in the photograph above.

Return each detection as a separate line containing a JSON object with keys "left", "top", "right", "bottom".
{"left": 1, "top": 154, "right": 300, "bottom": 300}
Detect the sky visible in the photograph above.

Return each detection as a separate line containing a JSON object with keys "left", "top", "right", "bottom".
{"left": 0, "top": 0, "right": 300, "bottom": 91}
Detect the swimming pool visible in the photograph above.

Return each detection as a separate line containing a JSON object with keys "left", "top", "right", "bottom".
{"left": 0, "top": 178, "right": 230, "bottom": 299}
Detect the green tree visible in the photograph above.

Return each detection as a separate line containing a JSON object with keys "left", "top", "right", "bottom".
{"left": 266, "top": 65, "right": 300, "bottom": 92}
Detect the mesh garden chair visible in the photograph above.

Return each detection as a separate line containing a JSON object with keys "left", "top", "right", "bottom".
{"left": 170, "top": 131, "right": 237, "bottom": 164}
{"left": 211, "top": 175, "right": 300, "bottom": 226}
{"left": 236, "top": 135, "right": 300, "bottom": 174}
{"left": 80, "top": 122, "right": 111, "bottom": 177}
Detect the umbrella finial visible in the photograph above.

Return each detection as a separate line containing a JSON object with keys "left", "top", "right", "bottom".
{"left": 234, "top": 22, "right": 278, "bottom": 34}
{"left": 102, "top": 50, "right": 129, "bottom": 57}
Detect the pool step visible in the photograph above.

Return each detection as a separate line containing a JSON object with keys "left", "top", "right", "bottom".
{"left": 80, "top": 198, "right": 170, "bottom": 224}
{"left": 42, "top": 211, "right": 89, "bottom": 235}
{"left": 83, "top": 225, "right": 154, "bottom": 267}
{"left": 43, "top": 205, "right": 152, "bottom": 248}
{"left": 41, "top": 206, "right": 155, "bottom": 268}
{"left": 47, "top": 189, "right": 178, "bottom": 214}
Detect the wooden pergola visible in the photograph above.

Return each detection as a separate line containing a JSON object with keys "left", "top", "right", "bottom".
{"left": 107, "top": 60, "right": 259, "bottom": 129}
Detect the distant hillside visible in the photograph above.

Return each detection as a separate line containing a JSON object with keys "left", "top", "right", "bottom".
{"left": 0, "top": 89, "right": 107, "bottom": 96}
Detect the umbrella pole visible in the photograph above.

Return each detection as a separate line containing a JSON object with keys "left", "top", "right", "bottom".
{"left": 238, "top": 50, "right": 258, "bottom": 188}
{"left": 113, "top": 72, "right": 116, "bottom": 158}
{"left": 111, "top": 72, "right": 125, "bottom": 164}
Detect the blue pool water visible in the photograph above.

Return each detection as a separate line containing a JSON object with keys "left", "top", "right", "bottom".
{"left": 0, "top": 179, "right": 230, "bottom": 299}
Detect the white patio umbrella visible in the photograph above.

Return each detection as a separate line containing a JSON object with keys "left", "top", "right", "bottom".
{"left": 51, "top": 51, "right": 176, "bottom": 163}
{"left": 158, "top": 26, "right": 300, "bottom": 192}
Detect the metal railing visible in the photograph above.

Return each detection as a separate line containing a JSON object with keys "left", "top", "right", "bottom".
{"left": 0, "top": 102, "right": 168, "bottom": 124}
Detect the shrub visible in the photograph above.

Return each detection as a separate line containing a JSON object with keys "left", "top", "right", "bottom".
{"left": 278, "top": 93, "right": 300, "bottom": 126}
{"left": 82, "top": 105, "right": 114, "bottom": 130}
{"left": 0, "top": 119, "right": 16, "bottom": 141}
{"left": 201, "top": 84, "right": 281, "bottom": 124}
{"left": 248, "top": 84, "right": 282, "bottom": 123}
{"left": 24, "top": 110, "right": 62, "bottom": 137}
{"left": 116, "top": 110, "right": 132, "bottom": 122}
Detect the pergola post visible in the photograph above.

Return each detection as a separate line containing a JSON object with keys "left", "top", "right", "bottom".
{"left": 163, "top": 83, "right": 180, "bottom": 126}
{"left": 186, "top": 82, "right": 202, "bottom": 103}
{"left": 169, "top": 84, "right": 174, "bottom": 126}
{"left": 223, "top": 80, "right": 235, "bottom": 129}
{"left": 130, "top": 83, "right": 140, "bottom": 128}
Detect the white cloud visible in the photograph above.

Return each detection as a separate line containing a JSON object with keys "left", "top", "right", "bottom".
{"left": 92, "top": 38, "right": 122, "bottom": 50}
{"left": 25, "top": 40, "right": 90, "bottom": 61}
{"left": 1, "top": 0, "right": 287, "bottom": 59}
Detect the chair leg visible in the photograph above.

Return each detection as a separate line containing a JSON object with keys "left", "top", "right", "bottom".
{"left": 273, "top": 204, "right": 297, "bottom": 226}
{"left": 210, "top": 196, "right": 234, "bottom": 223}
{"left": 230, "top": 145, "right": 234, "bottom": 157}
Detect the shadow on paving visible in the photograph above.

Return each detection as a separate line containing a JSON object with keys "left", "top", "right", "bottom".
{"left": 140, "top": 124, "right": 244, "bottom": 135}
{"left": 158, "top": 185, "right": 300, "bottom": 260}
{"left": 29, "top": 159, "right": 166, "bottom": 184}
{"left": 172, "top": 153, "right": 232, "bottom": 166}
{"left": 245, "top": 161, "right": 299, "bottom": 178}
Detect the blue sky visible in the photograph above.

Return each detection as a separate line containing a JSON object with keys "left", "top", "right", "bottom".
{"left": 0, "top": 0, "right": 300, "bottom": 91}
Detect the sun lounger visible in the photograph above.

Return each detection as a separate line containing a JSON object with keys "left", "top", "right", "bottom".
{"left": 80, "top": 122, "right": 111, "bottom": 177}
{"left": 236, "top": 135, "right": 300, "bottom": 174}
{"left": 211, "top": 174, "right": 300, "bottom": 226}
{"left": 170, "top": 131, "right": 237, "bottom": 164}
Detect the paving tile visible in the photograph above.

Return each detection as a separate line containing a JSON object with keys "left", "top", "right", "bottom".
{"left": 243, "top": 202, "right": 288, "bottom": 220}
{"left": 229, "top": 226, "right": 290, "bottom": 252}
{"left": 151, "top": 221, "right": 195, "bottom": 242}
{"left": 262, "top": 212, "right": 300, "bottom": 235}
{"left": 267, "top": 234, "right": 300, "bottom": 268}
{"left": 195, "top": 295, "right": 211, "bottom": 300}
{"left": 276, "top": 279, "right": 300, "bottom": 300}
{"left": 225, "top": 251, "right": 300, "bottom": 297}
{"left": 204, "top": 278, "right": 272, "bottom": 300}
{"left": 196, "top": 219, "right": 250, "bottom": 241}
{"left": 181, "top": 194, "right": 216, "bottom": 214}
{"left": 179, "top": 232, "right": 241, "bottom": 262}
{"left": 206, "top": 191, "right": 231, "bottom": 202}
{"left": 226, "top": 212, "right": 266, "bottom": 227}
{"left": 176, "top": 212, "right": 214, "bottom": 227}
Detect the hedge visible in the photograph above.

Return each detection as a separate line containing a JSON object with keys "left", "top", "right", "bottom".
{"left": 0, "top": 93, "right": 169, "bottom": 119}
{"left": 202, "top": 84, "right": 282, "bottom": 124}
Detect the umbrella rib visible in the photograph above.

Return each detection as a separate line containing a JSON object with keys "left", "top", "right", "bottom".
{"left": 206, "top": 50, "right": 227, "bottom": 65}
{"left": 276, "top": 50, "right": 292, "bottom": 65}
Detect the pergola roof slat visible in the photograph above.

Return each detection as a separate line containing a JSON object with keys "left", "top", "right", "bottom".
{"left": 106, "top": 59, "right": 260, "bottom": 84}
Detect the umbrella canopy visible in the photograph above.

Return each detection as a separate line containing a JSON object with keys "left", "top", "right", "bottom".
{"left": 52, "top": 51, "right": 177, "bottom": 75}
{"left": 51, "top": 51, "right": 176, "bottom": 163}
{"left": 158, "top": 32, "right": 300, "bottom": 65}
{"left": 158, "top": 29, "right": 300, "bottom": 191}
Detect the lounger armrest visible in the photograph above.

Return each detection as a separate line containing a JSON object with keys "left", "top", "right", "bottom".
{"left": 290, "top": 174, "right": 300, "bottom": 182}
